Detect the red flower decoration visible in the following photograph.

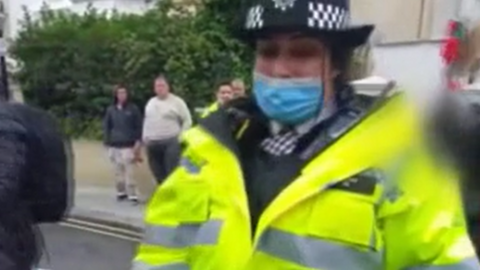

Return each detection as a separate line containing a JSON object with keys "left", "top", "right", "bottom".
{"left": 446, "top": 20, "right": 458, "bottom": 36}
{"left": 447, "top": 80, "right": 462, "bottom": 91}
{"left": 440, "top": 37, "right": 460, "bottom": 65}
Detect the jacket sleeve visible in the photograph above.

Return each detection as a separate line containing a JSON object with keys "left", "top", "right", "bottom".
{"left": 0, "top": 118, "right": 27, "bottom": 215}
{"left": 381, "top": 155, "right": 479, "bottom": 270}
{"left": 132, "top": 156, "right": 192, "bottom": 270}
{"left": 142, "top": 99, "right": 152, "bottom": 142}
{"left": 201, "top": 102, "right": 219, "bottom": 118}
{"left": 132, "top": 105, "right": 143, "bottom": 142}
{"left": 132, "top": 131, "right": 207, "bottom": 270}
{"left": 0, "top": 118, "right": 29, "bottom": 270}
{"left": 177, "top": 98, "right": 193, "bottom": 131}
{"left": 103, "top": 106, "right": 112, "bottom": 145}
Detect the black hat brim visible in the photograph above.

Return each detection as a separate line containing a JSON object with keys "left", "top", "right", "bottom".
{"left": 235, "top": 24, "right": 375, "bottom": 49}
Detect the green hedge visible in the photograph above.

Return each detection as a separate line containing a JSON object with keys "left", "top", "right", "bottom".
{"left": 9, "top": 0, "right": 252, "bottom": 139}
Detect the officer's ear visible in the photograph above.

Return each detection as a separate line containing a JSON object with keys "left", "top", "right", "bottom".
{"left": 331, "top": 69, "right": 341, "bottom": 79}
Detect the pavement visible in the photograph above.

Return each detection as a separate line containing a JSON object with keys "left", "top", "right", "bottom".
{"left": 69, "top": 140, "right": 155, "bottom": 232}
{"left": 70, "top": 186, "right": 146, "bottom": 232}
{"left": 38, "top": 224, "right": 136, "bottom": 270}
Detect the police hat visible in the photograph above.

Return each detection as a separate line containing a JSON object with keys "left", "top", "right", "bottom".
{"left": 237, "top": 0, "right": 374, "bottom": 48}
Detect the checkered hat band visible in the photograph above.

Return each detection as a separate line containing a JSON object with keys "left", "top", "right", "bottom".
{"left": 245, "top": 1, "right": 350, "bottom": 31}
{"left": 245, "top": 5, "right": 264, "bottom": 29}
{"left": 307, "top": 2, "right": 350, "bottom": 30}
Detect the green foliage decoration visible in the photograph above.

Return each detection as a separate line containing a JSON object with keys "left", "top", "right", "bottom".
{"left": 9, "top": 0, "right": 252, "bottom": 139}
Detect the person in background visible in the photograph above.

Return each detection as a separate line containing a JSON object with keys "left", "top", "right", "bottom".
{"left": 201, "top": 81, "right": 234, "bottom": 118}
{"left": 142, "top": 74, "right": 192, "bottom": 184}
{"left": 103, "top": 85, "right": 142, "bottom": 203}
{"left": 231, "top": 78, "right": 246, "bottom": 99}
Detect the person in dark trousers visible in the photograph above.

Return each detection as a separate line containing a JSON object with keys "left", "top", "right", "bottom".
{"left": 103, "top": 85, "right": 143, "bottom": 202}
{"left": 142, "top": 75, "right": 192, "bottom": 184}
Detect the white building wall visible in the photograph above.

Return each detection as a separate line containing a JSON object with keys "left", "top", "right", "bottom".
{"left": 372, "top": 41, "right": 445, "bottom": 112}
{"left": 372, "top": 0, "right": 480, "bottom": 95}
{"left": 370, "top": 0, "right": 480, "bottom": 105}
{"left": 373, "top": 42, "right": 443, "bottom": 92}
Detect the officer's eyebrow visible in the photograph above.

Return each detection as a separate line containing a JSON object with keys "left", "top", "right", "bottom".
{"left": 258, "top": 32, "right": 306, "bottom": 40}
{"left": 287, "top": 32, "right": 308, "bottom": 40}
{"left": 288, "top": 33, "right": 327, "bottom": 48}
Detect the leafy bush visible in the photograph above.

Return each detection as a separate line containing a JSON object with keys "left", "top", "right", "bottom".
{"left": 9, "top": 0, "right": 252, "bottom": 139}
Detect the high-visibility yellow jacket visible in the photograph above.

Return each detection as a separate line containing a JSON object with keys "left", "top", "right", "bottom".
{"left": 201, "top": 102, "right": 219, "bottom": 118}
{"left": 133, "top": 94, "right": 479, "bottom": 270}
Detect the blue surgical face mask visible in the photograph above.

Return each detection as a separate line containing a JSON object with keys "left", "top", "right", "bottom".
{"left": 253, "top": 73, "right": 324, "bottom": 125}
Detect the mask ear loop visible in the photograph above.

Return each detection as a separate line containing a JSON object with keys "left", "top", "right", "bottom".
{"left": 321, "top": 49, "right": 333, "bottom": 108}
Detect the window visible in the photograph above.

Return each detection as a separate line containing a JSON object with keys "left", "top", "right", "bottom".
{"left": 351, "top": 0, "right": 424, "bottom": 43}
{"left": 420, "top": 0, "right": 480, "bottom": 39}
{"left": 350, "top": 0, "right": 480, "bottom": 43}
{"left": 420, "top": 0, "right": 459, "bottom": 39}
{"left": 458, "top": 0, "right": 480, "bottom": 27}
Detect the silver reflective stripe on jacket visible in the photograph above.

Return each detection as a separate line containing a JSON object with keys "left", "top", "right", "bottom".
{"left": 133, "top": 261, "right": 190, "bottom": 270}
{"left": 142, "top": 220, "right": 222, "bottom": 248}
{"left": 256, "top": 228, "right": 382, "bottom": 269}
{"left": 405, "top": 257, "right": 480, "bottom": 270}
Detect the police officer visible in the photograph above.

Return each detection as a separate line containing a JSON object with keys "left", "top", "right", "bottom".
{"left": 133, "top": 0, "right": 479, "bottom": 269}
{"left": 201, "top": 80, "right": 234, "bottom": 118}
{"left": 231, "top": 78, "right": 247, "bottom": 98}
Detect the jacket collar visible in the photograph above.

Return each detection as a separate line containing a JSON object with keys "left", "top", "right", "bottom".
{"left": 197, "top": 94, "right": 374, "bottom": 159}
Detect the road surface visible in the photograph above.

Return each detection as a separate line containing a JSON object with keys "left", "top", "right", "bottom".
{"left": 38, "top": 224, "right": 137, "bottom": 270}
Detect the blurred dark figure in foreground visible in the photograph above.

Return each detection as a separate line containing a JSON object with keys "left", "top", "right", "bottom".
{"left": 0, "top": 64, "right": 72, "bottom": 268}
{"left": 430, "top": 19, "right": 480, "bottom": 251}
{"left": 432, "top": 89, "right": 480, "bottom": 249}
{"left": 0, "top": 102, "right": 72, "bottom": 270}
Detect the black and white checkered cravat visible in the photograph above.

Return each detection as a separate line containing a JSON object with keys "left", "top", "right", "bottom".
{"left": 260, "top": 127, "right": 299, "bottom": 156}
{"left": 260, "top": 101, "right": 338, "bottom": 156}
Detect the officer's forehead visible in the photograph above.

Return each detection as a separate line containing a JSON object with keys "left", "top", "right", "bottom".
{"left": 256, "top": 32, "right": 326, "bottom": 46}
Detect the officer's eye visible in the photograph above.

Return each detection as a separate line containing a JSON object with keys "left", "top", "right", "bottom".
{"left": 256, "top": 43, "right": 280, "bottom": 59}
{"left": 288, "top": 41, "right": 325, "bottom": 59}
{"left": 289, "top": 47, "right": 317, "bottom": 59}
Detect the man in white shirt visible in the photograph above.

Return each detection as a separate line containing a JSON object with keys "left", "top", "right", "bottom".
{"left": 142, "top": 75, "right": 192, "bottom": 184}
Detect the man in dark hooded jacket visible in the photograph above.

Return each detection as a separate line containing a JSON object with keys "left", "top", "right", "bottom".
{"left": 0, "top": 101, "right": 71, "bottom": 270}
